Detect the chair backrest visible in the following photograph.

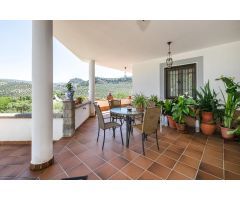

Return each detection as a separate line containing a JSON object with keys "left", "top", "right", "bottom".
{"left": 108, "top": 99, "right": 121, "bottom": 109}
{"left": 94, "top": 103, "right": 105, "bottom": 129}
{"left": 142, "top": 107, "right": 161, "bottom": 135}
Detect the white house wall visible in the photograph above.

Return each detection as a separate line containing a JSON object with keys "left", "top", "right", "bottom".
{"left": 132, "top": 41, "right": 240, "bottom": 98}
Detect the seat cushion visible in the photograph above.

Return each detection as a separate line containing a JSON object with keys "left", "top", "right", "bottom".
{"left": 104, "top": 122, "right": 121, "bottom": 129}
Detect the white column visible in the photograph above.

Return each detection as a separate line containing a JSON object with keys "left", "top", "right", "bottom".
{"left": 31, "top": 21, "right": 53, "bottom": 168}
{"left": 89, "top": 60, "right": 95, "bottom": 116}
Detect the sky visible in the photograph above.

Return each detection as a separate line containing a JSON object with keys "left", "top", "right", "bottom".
{"left": 0, "top": 20, "right": 132, "bottom": 83}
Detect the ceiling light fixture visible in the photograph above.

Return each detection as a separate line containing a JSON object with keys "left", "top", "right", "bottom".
{"left": 166, "top": 41, "right": 173, "bottom": 68}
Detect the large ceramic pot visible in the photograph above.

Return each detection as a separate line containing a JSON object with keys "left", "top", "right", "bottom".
{"left": 201, "top": 111, "right": 213, "bottom": 123}
{"left": 176, "top": 123, "right": 186, "bottom": 133}
{"left": 220, "top": 126, "right": 234, "bottom": 139}
{"left": 66, "top": 91, "right": 74, "bottom": 100}
{"left": 167, "top": 115, "right": 177, "bottom": 129}
{"left": 200, "top": 123, "right": 216, "bottom": 136}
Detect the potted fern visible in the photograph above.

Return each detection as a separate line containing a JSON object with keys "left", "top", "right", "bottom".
{"left": 172, "top": 96, "right": 196, "bottom": 132}
{"left": 132, "top": 93, "right": 148, "bottom": 112}
{"left": 216, "top": 76, "right": 240, "bottom": 139}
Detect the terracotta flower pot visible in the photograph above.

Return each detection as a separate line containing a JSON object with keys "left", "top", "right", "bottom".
{"left": 220, "top": 126, "right": 234, "bottom": 139}
{"left": 200, "top": 123, "right": 216, "bottom": 136}
{"left": 136, "top": 106, "right": 144, "bottom": 112}
{"left": 167, "top": 115, "right": 177, "bottom": 129}
{"left": 201, "top": 111, "right": 213, "bottom": 123}
{"left": 176, "top": 123, "right": 186, "bottom": 133}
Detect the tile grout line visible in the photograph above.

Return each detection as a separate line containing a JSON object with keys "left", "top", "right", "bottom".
{"left": 165, "top": 134, "right": 193, "bottom": 180}
{"left": 193, "top": 135, "right": 208, "bottom": 180}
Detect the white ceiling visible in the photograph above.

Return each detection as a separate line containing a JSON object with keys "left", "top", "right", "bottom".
{"left": 53, "top": 20, "right": 240, "bottom": 72}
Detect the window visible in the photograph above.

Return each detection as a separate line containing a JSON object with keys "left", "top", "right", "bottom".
{"left": 165, "top": 63, "right": 196, "bottom": 99}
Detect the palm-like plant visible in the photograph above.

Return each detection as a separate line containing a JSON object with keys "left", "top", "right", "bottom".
{"left": 216, "top": 76, "right": 240, "bottom": 128}
{"left": 132, "top": 93, "right": 148, "bottom": 109}
{"left": 196, "top": 81, "right": 219, "bottom": 113}
{"left": 172, "top": 96, "right": 196, "bottom": 124}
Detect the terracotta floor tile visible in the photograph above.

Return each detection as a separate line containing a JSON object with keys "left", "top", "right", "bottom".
{"left": 196, "top": 170, "right": 221, "bottom": 180}
{"left": 224, "top": 161, "right": 240, "bottom": 175}
{"left": 163, "top": 149, "right": 181, "bottom": 160}
{"left": 179, "top": 155, "right": 199, "bottom": 169}
{"left": 204, "top": 148, "right": 223, "bottom": 160}
{"left": 121, "top": 163, "right": 144, "bottom": 179}
{"left": 67, "top": 141, "right": 88, "bottom": 155}
{"left": 168, "top": 145, "right": 185, "bottom": 154}
{"left": 66, "top": 163, "right": 92, "bottom": 178}
{"left": 0, "top": 164, "right": 26, "bottom": 177}
{"left": 199, "top": 162, "right": 223, "bottom": 179}
{"left": 98, "top": 150, "right": 118, "bottom": 161}
{"left": 183, "top": 148, "right": 202, "bottom": 160}
{"left": 87, "top": 172, "right": 101, "bottom": 180}
{"left": 138, "top": 171, "right": 161, "bottom": 180}
{"left": 147, "top": 162, "right": 171, "bottom": 179}
{"left": 121, "top": 150, "right": 139, "bottom": 161}
{"left": 2, "top": 117, "right": 240, "bottom": 180}
{"left": 225, "top": 170, "right": 240, "bottom": 180}
{"left": 109, "top": 156, "right": 128, "bottom": 170}
{"left": 94, "top": 163, "right": 117, "bottom": 179}
{"left": 39, "top": 163, "right": 64, "bottom": 180}
{"left": 156, "top": 155, "right": 176, "bottom": 169}
{"left": 174, "top": 162, "right": 197, "bottom": 179}
{"left": 167, "top": 170, "right": 190, "bottom": 180}
{"left": 202, "top": 154, "right": 223, "bottom": 168}
{"left": 109, "top": 171, "right": 130, "bottom": 180}
{"left": 132, "top": 155, "right": 153, "bottom": 169}
{"left": 57, "top": 156, "right": 82, "bottom": 171}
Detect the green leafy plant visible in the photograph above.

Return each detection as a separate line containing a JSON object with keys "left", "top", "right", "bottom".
{"left": 228, "top": 116, "right": 240, "bottom": 135}
{"left": 172, "top": 96, "right": 196, "bottom": 124}
{"left": 148, "top": 95, "right": 163, "bottom": 108}
{"left": 66, "top": 82, "right": 74, "bottom": 92}
{"left": 196, "top": 81, "right": 219, "bottom": 113}
{"left": 162, "top": 99, "right": 178, "bottom": 116}
{"left": 132, "top": 93, "right": 148, "bottom": 109}
{"left": 216, "top": 76, "right": 240, "bottom": 128}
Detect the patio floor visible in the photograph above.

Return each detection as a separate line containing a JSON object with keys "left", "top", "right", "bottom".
{"left": 1, "top": 117, "right": 240, "bottom": 180}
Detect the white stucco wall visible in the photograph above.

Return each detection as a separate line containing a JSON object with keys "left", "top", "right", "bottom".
{"left": 132, "top": 41, "right": 240, "bottom": 98}
{"left": 0, "top": 118, "right": 63, "bottom": 141}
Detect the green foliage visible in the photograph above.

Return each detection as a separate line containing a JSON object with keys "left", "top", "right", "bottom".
{"left": 53, "top": 101, "right": 63, "bottom": 113}
{"left": 0, "top": 96, "right": 12, "bottom": 111}
{"left": 7, "top": 99, "right": 31, "bottom": 113}
{"left": 132, "top": 93, "right": 148, "bottom": 108}
{"left": 66, "top": 82, "right": 74, "bottom": 91}
{"left": 148, "top": 95, "right": 163, "bottom": 108}
{"left": 172, "top": 96, "right": 196, "bottom": 124}
{"left": 162, "top": 98, "right": 178, "bottom": 116}
{"left": 216, "top": 76, "right": 240, "bottom": 128}
{"left": 196, "top": 81, "right": 219, "bottom": 113}
{"left": 113, "top": 92, "right": 129, "bottom": 99}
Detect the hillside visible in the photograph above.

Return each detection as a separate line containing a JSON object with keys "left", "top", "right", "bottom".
{"left": 0, "top": 77, "right": 132, "bottom": 99}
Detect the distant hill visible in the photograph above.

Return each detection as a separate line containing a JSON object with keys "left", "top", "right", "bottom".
{"left": 0, "top": 77, "right": 132, "bottom": 99}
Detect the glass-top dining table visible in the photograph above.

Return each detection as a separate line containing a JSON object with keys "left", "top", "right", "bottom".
{"left": 110, "top": 107, "right": 144, "bottom": 147}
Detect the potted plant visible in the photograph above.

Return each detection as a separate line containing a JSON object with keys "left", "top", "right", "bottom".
{"left": 200, "top": 121, "right": 216, "bottom": 135}
{"left": 66, "top": 82, "right": 75, "bottom": 100}
{"left": 75, "top": 96, "right": 85, "bottom": 104}
{"left": 196, "top": 81, "right": 219, "bottom": 123}
{"left": 196, "top": 81, "right": 219, "bottom": 135}
{"left": 216, "top": 76, "right": 240, "bottom": 139}
{"left": 172, "top": 96, "right": 196, "bottom": 132}
{"left": 163, "top": 99, "right": 177, "bottom": 129}
{"left": 132, "top": 93, "right": 148, "bottom": 112}
{"left": 228, "top": 116, "right": 240, "bottom": 136}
